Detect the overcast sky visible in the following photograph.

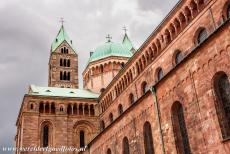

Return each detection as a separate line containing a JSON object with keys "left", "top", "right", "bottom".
{"left": 0, "top": 0, "right": 179, "bottom": 153}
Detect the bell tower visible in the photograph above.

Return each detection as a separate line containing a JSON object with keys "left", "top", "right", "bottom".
{"left": 48, "top": 24, "right": 79, "bottom": 88}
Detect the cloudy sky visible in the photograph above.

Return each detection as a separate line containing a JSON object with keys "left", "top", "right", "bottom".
{"left": 0, "top": 0, "right": 179, "bottom": 153}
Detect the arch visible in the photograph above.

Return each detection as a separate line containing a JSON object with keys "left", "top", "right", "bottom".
{"left": 60, "top": 106, "right": 64, "bottom": 112}
{"left": 40, "top": 121, "right": 53, "bottom": 147}
{"left": 67, "top": 59, "right": 70, "bottom": 67}
{"left": 51, "top": 103, "right": 55, "bottom": 114}
{"left": 90, "top": 104, "right": 95, "bottom": 116}
{"left": 141, "top": 81, "right": 148, "bottom": 95}
{"left": 84, "top": 104, "right": 89, "bottom": 115}
{"left": 156, "top": 67, "right": 164, "bottom": 81}
{"left": 107, "top": 148, "right": 112, "bottom": 154}
{"left": 60, "top": 58, "right": 63, "bottom": 66}
{"left": 174, "top": 50, "right": 183, "bottom": 65}
{"left": 190, "top": 0, "right": 198, "bottom": 17}
{"left": 178, "top": 12, "right": 186, "bottom": 28}
{"left": 143, "top": 121, "right": 154, "bottom": 154}
{"left": 45, "top": 103, "right": 49, "bottom": 114}
{"left": 67, "top": 72, "right": 70, "bottom": 81}
{"left": 184, "top": 6, "right": 192, "bottom": 23}
{"left": 60, "top": 71, "right": 63, "bottom": 80}
{"left": 213, "top": 71, "right": 230, "bottom": 139}
{"left": 67, "top": 104, "right": 72, "bottom": 115}
{"left": 174, "top": 18, "right": 181, "bottom": 33}
{"left": 129, "top": 93, "right": 135, "bottom": 104}
{"left": 165, "top": 29, "right": 171, "bottom": 44}
{"left": 63, "top": 71, "right": 67, "bottom": 80}
{"left": 118, "top": 104, "right": 123, "bottom": 115}
{"left": 39, "top": 102, "right": 44, "bottom": 113}
{"left": 171, "top": 101, "right": 191, "bottom": 154}
{"left": 195, "top": 27, "right": 208, "bottom": 44}
{"left": 100, "top": 120, "right": 105, "bottom": 131}
{"left": 122, "top": 137, "right": 130, "bottom": 154}
{"left": 30, "top": 103, "right": 34, "bottom": 110}
{"left": 156, "top": 39, "right": 161, "bottom": 52}
{"left": 100, "top": 64, "right": 104, "bottom": 73}
{"left": 73, "top": 120, "right": 95, "bottom": 149}
{"left": 79, "top": 104, "right": 83, "bottom": 115}
{"left": 64, "top": 59, "right": 67, "bottom": 67}
{"left": 109, "top": 113, "right": 113, "bottom": 123}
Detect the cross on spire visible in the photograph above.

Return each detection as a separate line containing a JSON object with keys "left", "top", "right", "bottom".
{"left": 123, "top": 26, "right": 128, "bottom": 34}
{"left": 60, "top": 17, "right": 65, "bottom": 26}
{"left": 106, "top": 34, "right": 112, "bottom": 42}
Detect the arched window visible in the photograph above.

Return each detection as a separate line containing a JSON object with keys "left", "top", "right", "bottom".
{"left": 141, "top": 81, "right": 148, "bottom": 94}
{"left": 43, "top": 125, "right": 49, "bottom": 147}
{"left": 84, "top": 104, "right": 89, "bottom": 116}
{"left": 157, "top": 68, "right": 164, "bottom": 81}
{"left": 118, "top": 104, "right": 123, "bottom": 115}
{"left": 107, "top": 148, "right": 112, "bottom": 154}
{"left": 67, "top": 59, "right": 70, "bottom": 67}
{"left": 60, "top": 71, "right": 63, "bottom": 80}
{"left": 39, "top": 103, "right": 44, "bottom": 113}
{"left": 122, "top": 137, "right": 130, "bottom": 154}
{"left": 80, "top": 130, "right": 85, "bottom": 148}
{"left": 79, "top": 104, "right": 83, "bottom": 115}
{"left": 51, "top": 103, "right": 55, "bottom": 114}
{"left": 129, "top": 93, "right": 134, "bottom": 104}
{"left": 100, "top": 65, "right": 104, "bottom": 73}
{"left": 109, "top": 113, "right": 113, "bottom": 123}
{"left": 197, "top": 28, "right": 208, "bottom": 44}
{"left": 90, "top": 104, "right": 95, "bottom": 116}
{"left": 64, "top": 59, "right": 67, "bottom": 67}
{"left": 100, "top": 120, "right": 105, "bottom": 131}
{"left": 60, "top": 59, "right": 63, "bottom": 66}
{"left": 60, "top": 106, "right": 64, "bottom": 112}
{"left": 143, "top": 122, "right": 154, "bottom": 154}
{"left": 30, "top": 104, "right": 34, "bottom": 110}
{"left": 172, "top": 102, "right": 191, "bottom": 154}
{"left": 67, "top": 72, "right": 70, "bottom": 81}
{"left": 214, "top": 72, "right": 230, "bottom": 139}
{"left": 175, "top": 50, "right": 183, "bottom": 65}
{"left": 66, "top": 48, "right": 69, "bottom": 54}
{"left": 67, "top": 104, "right": 71, "bottom": 115}
{"left": 64, "top": 71, "right": 67, "bottom": 80}
{"left": 61, "top": 48, "right": 64, "bottom": 53}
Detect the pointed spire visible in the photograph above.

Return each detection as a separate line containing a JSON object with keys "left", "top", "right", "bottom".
{"left": 122, "top": 27, "right": 134, "bottom": 51}
{"left": 51, "top": 20, "right": 75, "bottom": 53}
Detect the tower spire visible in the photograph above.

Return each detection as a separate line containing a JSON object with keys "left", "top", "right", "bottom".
{"left": 60, "top": 17, "right": 65, "bottom": 26}
{"left": 123, "top": 26, "right": 127, "bottom": 34}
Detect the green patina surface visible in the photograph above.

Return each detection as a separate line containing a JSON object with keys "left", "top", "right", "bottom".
{"left": 122, "top": 33, "right": 134, "bottom": 51}
{"left": 29, "top": 85, "right": 99, "bottom": 99}
{"left": 89, "top": 41, "right": 133, "bottom": 63}
{"left": 51, "top": 25, "right": 75, "bottom": 52}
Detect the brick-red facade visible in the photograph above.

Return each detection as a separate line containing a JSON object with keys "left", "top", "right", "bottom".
{"left": 15, "top": 0, "right": 230, "bottom": 154}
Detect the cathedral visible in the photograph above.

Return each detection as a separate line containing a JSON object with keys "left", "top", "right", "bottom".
{"left": 15, "top": 0, "right": 230, "bottom": 153}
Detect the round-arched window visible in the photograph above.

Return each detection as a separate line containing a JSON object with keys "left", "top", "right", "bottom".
{"left": 197, "top": 28, "right": 208, "bottom": 44}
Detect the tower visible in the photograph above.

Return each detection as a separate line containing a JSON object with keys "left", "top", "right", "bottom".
{"left": 48, "top": 25, "right": 79, "bottom": 88}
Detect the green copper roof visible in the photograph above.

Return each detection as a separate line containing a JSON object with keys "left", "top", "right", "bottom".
{"left": 122, "top": 33, "right": 134, "bottom": 51}
{"left": 51, "top": 25, "right": 75, "bottom": 52}
{"left": 89, "top": 41, "right": 133, "bottom": 62}
{"left": 28, "top": 85, "right": 99, "bottom": 99}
